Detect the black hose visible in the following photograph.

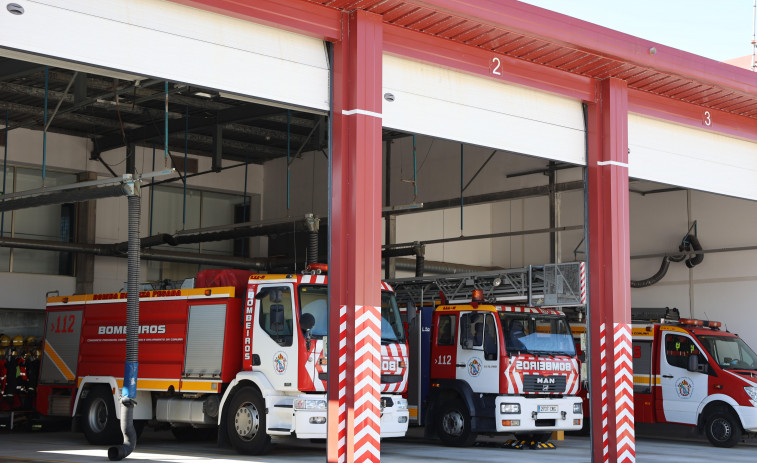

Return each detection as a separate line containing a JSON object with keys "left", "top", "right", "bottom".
{"left": 415, "top": 255, "right": 425, "bottom": 277}
{"left": 109, "top": 194, "right": 141, "bottom": 460}
{"left": 308, "top": 231, "right": 318, "bottom": 265}
{"left": 108, "top": 404, "right": 136, "bottom": 461}
{"left": 685, "top": 234, "right": 704, "bottom": 268}
{"left": 631, "top": 256, "right": 670, "bottom": 288}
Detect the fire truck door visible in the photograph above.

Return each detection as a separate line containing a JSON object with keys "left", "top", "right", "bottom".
{"left": 456, "top": 312, "right": 499, "bottom": 394}
{"left": 659, "top": 331, "right": 708, "bottom": 424}
{"left": 252, "top": 284, "right": 299, "bottom": 392}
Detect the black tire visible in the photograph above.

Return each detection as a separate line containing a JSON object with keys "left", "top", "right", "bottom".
{"left": 704, "top": 408, "right": 742, "bottom": 448}
{"left": 80, "top": 386, "right": 122, "bottom": 445}
{"left": 171, "top": 426, "right": 217, "bottom": 442}
{"left": 514, "top": 431, "right": 553, "bottom": 443}
{"left": 437, "top": 399, "right": 477, "bottom": 447}
{"left": 226, "top": 386, "right": 271, "bottom": 455}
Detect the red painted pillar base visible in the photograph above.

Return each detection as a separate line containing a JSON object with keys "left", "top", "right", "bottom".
{"left": 587, "top": 78, "right": 635, "bottom": 463}
{"left": 327, "top": 10, "right": 383, "bottom": 463}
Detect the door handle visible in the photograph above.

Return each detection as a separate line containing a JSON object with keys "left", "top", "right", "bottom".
{"left": 456, "top": 363, "right": 466, "bottom": 367}
{"left": 662, "top": 375, "right": 673, "bottom": 378}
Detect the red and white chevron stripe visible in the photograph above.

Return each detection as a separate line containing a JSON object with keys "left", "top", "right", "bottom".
{"left": 353, "top": 305, "right": 381, "bottom": 463}
{"left": 614, "top": 323, "right": 635, "bottom": 463}
{"left": 600, "top": 323, "right": 609, "bottom": 463}
{"left": 579, "top": 262, "right": 587, "bottom": 305}
{"left": 502, "top": 306, "right": 562, "bottom": 315}
{"left": 338, "top": 304, "right": 347, "bottom": 463}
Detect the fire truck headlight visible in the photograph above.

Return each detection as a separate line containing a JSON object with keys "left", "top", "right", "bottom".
{"left": 395, "top": 398, "right": 408, "bottom": 410}
{"left": 745, "top": 387, "right": 757, "bottom": 401}
{"left": 574, "top": 403, "right": 583, "bottom": 414}
{"left": 500, "top": 403, "right": 520, "bottom": 414}
{"left": 294, "top": 399, "right": 327, "bottom": 410}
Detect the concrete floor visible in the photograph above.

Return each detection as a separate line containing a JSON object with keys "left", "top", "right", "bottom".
{"left": 1, "top": 425, "right": 756, "bottom": 463}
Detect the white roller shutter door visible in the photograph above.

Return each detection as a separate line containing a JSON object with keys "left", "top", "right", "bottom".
{"left": 629, "top": 114, "right": 757, "bottom": 200}
{"left": 0, "top": 0, "right": 329, "bottom": 112}
{"left": 382, "top": 55, "right": 586, "bottom": 165}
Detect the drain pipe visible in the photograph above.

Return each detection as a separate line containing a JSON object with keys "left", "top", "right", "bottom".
{"left": 305, "top": 213, "right": 320, "bottom": 265}
{"left": 108, "top": 179, "right": 141, "bottom": 461}
{"left": 414, "top": 243, "right": 425, "bottom": 277}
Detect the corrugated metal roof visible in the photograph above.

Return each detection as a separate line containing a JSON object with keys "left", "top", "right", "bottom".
{"left": 311, "top": 0, "right": 757, "bottom": 118}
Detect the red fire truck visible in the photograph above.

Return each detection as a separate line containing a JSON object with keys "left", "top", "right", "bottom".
{"left": 392, "top": 263, "right": 586, "bottom": 446}
{"left": 35, "top": 267, "right": 409, "bottom": 454}
{"left": 629, "top": 309, "right": 757, "bottom": 447}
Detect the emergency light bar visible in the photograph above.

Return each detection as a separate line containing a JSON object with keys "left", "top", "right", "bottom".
{"left": 678, "top": 318, "right": 721, "bottom": 329}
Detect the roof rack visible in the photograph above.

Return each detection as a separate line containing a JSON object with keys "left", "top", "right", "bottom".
{"left": 387, "top": 262, "right": 586, "bottom": 308}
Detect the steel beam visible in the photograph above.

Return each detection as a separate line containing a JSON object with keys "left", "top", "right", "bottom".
{"left": 93, "top": 104, "right": 286, "bottom": 155}
{"left": 587, "top": 78, "right": 634, "bottom": 463}
{"left": 328, "top": 10, "right": 383, "bottom": 463}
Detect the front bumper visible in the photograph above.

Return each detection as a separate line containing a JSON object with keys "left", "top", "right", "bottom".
{"left": 495, "top": 396, "right": 583, "bottom": 433}
{"left": 292, "top": 394, "right": 409, "bottom": 439}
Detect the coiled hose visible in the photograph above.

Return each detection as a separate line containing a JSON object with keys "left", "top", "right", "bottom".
{"left": 631, "top": 233, "right": 702, "bottom": 288}
{"left": 109, "top": 194, "right": 140, "bottom": 461}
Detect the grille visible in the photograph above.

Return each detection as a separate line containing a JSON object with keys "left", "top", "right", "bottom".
{"left": 523, "top": 375, "right": 566, "bottom": 393}
{"left": 535, "top": 419, "right": 556, "bottom": 427}
{"left": 381, "top": 374, "right": 403, "bottom": 384}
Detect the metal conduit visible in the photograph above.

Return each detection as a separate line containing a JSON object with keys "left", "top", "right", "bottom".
{"left": 0, "top": 184, "right": 126, "bottom": 212}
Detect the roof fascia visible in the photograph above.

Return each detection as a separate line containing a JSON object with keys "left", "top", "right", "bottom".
{"left": 412, "top": 0, "right": 757, "bottom": 96}
{"left": 629, "top": 89, "right": 757, "bottom": 143}
{"left": 384, "top": 24, "right": 595, "bottom": 102}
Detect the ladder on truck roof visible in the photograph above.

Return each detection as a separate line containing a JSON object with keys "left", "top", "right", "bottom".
{"left": 387, "top": 262, "right": 586, "bottom": 308}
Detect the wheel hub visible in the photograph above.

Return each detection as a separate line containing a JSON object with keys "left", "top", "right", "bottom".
{"left": 234, "top": 402, "right": 260, "bottom": 441}
{"left": 442, "top": 410, "right": 464, "bottom": 437}
{"left": 88, "top": 397, "right": 108, "bottom": 433}
{"left": 711, "top": 417, "right": 732, "bottom": 442}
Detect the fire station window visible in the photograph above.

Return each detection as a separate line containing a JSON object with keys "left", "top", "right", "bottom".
{"left": 665, "top": 334, "right": 697, "bottom": 369}
{"left": 258, "top": 286, "right": 293, "bottom": 346}
{"left": 437, "top": 315, "right": 455, "bottom": 346}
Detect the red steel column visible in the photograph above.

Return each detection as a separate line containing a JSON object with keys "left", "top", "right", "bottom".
{"left": 328, "top": 10, "right": 383, "bottom": 463}
{"left": 587, "top": 78, "right": 635, "bottom": 463}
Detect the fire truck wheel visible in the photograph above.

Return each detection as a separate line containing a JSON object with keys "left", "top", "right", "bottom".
{"left": 704, "top": 408, "right": 742, "bottom": 448}
{"left": 437, "top": 399, "right": 477, "bottom": 447}
{"left": 226, "top": 386, "right": 271, "bottom": 455}
{"left": 81, "top": 386, "right": 122, "bottom": 445}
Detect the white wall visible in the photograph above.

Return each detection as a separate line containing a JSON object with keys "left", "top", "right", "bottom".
{"left": 630, "top": 190, "right": 757, "bottom": 349}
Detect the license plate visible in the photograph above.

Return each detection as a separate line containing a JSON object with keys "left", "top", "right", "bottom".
{"left": 538, "top": 405, "right": 558, "bottom": 413}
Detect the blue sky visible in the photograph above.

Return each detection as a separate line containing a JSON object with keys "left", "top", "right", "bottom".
{"left": 517, "top": 0, "right": 755, "bottom": 62}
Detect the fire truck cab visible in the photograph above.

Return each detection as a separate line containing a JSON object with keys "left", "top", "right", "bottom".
{"left": 416, "top": 294, "right": 583, "bottom": 446}
{"left": 631, "top": 309, "right": 757, "bottom": 447}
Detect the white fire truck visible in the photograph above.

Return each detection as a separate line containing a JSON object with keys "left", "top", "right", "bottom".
{"left": 390, "top": 263, "right": 586, "bottom": 446}
{"left": 35, "top": 267, "right": 409, "bottom": 454}
{"left": 628, "top": 308, "right": 757, "bottom": 447}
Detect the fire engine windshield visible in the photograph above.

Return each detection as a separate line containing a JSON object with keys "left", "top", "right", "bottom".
{"left": 499, "top": 313, "right": 575, "bottom": 356}
{"left": 298, "top": 286, "right": 405, "bottom": 343}
{"left": 697, "top": 334, "right": 757, "bottom": 371}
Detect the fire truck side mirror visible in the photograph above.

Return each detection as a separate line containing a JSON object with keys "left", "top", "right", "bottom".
{"left": 460, "top": 316, "right": 472, "bottom": 349}
{"left": 300, "top": 313, "right": 315, "bottom": 332}
{"left": 687, "top": 354, "right": 707, "bottom": 373}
